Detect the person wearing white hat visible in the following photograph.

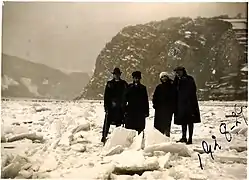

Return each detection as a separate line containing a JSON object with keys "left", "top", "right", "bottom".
{"left": 152, "top": 71, "right": 176, "bottom": 137}
{"left": 159, "top": 72, "right": 169, "bottom": 79}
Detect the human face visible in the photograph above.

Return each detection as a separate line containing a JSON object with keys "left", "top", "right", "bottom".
{"left": 175, "top": 70, "right": 184, "bottom": 78}
{"left": 113, "top": 73, "right": 121, "bottom": 80}
{"left": 161, "top": 75, "right": 168, "bottom": 82}
{"left": 133, "top": 77, "right": 140, "bottom": 83}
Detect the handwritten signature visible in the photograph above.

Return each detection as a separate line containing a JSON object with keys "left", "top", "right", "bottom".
{"left": 198, "top": 104, "right": 247, "bottom": 170}
{"left": 229, "top": 104, "right": 248, "bottom": 127}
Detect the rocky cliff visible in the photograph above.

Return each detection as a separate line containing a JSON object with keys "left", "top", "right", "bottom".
{"left": 79, "top": 17, "right": 247, "bottom": 101}
{"left": 2, "top": 54, "right": 90, "bottom": 100}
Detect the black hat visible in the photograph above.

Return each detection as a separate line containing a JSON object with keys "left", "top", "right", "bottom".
{"left": 174, "top": 66, "right": 185, "bottom": 72}
{"left": 132, "top": 71, "right": 142, "bottom": 79}
{"left": 112, "top": 67, "right": 121, "bottom": 75}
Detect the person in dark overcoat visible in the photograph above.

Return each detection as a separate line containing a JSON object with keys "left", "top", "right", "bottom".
{"left": 123, "top": 71, "right": 149, "bottom": 134}
{"left": 101, "top": 67, "right": 128, "bottom": 144}
{"left": 173, "top": 66, "right": 201, "bottom": 144}
{"left": 152, "top": 72, "right": 176, "bottom": 137}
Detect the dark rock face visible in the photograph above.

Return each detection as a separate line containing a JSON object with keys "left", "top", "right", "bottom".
{"left": 80, "top": 17, "right": 247, "bottom": 101}
{"left": 2, "top": 54, "right": 90, "bottom": 100}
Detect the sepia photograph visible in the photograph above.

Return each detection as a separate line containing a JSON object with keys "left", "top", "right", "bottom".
{"left": 1, "top": 2, "right": 248, "bottom": 179}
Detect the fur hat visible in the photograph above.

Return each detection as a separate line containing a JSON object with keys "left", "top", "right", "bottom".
{"left": 132, "top": 71, "right": 142, "bottom": 79}
{"left": 159, "top": 72, "right": 169, "bottom": 79}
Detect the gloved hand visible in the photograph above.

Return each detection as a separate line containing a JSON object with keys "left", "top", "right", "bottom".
{"left": 145, "top": 113, "right": 149, "bottom": 118}
{"left": 153, "top": 105, "right": 156, "bottom": 109}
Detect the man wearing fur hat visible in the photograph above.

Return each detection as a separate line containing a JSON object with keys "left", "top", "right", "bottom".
{"left": 101, "top": 67, "right": 128, "bottom": 144}
{"left": 173, "top": 66, "right": 201, "bottom": 144}
{"left": 152, "top": 72, "right": 176, "bottom": 137}
{"left": 123, "top": 71, "right": 149, "bottom": 134}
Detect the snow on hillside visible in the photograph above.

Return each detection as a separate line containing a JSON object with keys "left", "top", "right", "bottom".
{"left": 81, "top": 17, "right": 247, "bottom": 101}
{"left": 1, "top": 100, "right": 247, "bottom": 179}
{"left": 1, "top": 75, "right": 19, "bottom": 90}
{"left": 20, "top": 78, "right": 40, "bottom": 96}
{"left": 2, "top": 53, "right": 91, "bottom": 100}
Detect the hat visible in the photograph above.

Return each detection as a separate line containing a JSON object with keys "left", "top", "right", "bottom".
{"left": 132, "top": 71, "right": 142, "bottom": 79}
{"left": 112, "top": 67, "right": 121, "bottom": 74}
{"left": 174, "top": 66, "right": 185, "bottom": 72}
{"left": 159, "top": 72, "right": 170, "bottom": 79}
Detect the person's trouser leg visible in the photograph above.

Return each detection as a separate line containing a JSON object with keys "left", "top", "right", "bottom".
{"left": 188, "top": 123, "right": 194, "bottom": 139}
{"left": 164, "top": 113, "right": 173, "bottom": 137}
{"left": 182, "top": 124, "right": 187, "bottom": 139}
{"left": 177, "top": 124, "right": 187, "bottom": 143}
{"left": 138, "top": 130, "right": 142, "bottom": 135}
{"left": 164, "top": 121, "right": 172, "bottom": 137}
{"left": 137, "top": 128, "right": 144, "bottom": 135}
{"left": 101, "top": 115, "right": 111, "bottom": 143}
{"left": 187, "top": 123, "right": 194, "bottom": 144}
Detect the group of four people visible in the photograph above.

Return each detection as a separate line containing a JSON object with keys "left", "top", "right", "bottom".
{"left": 101, "top": 66, "right": 201, "bottom": 145}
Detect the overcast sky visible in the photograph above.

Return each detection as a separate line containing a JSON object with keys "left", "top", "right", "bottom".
{"left": 2, "top": 2, "right": 247, "bottom": 73}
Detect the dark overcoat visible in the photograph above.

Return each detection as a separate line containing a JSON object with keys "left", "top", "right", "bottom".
{"left": 152, "top": 79, "right": 176, "bottom": 133}
{"left": 123, "top": 83, "right": 149, "bottom": 132}
{"left": 173, "top": 73, "right": 201, "bottom": 125}
{"left": 104, "top": 79, "right": 128, "bottom": 125}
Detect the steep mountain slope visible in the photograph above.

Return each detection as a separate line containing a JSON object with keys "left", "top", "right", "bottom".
{"left": 2, "top": 54, "right": 90, "bottom": 100}
{"left": 79, "top": 17, "right": 247, "bottom": 101}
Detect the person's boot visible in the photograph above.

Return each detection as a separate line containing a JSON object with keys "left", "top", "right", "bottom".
{"left": 186, "top": 138, "right": 192, "bottom": 145}
{"left": 176, "top": 137, "right": 187, "bottom": 143}
{"left": 165, "top": 130, "right": 170, "bottom": 137}
{"left": 101, "top": 137, "right": 106, "bottom": 145}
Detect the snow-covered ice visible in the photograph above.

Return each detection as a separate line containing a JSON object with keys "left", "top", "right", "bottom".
{"left": 1, "top": 99, "right": 247, "bottom": 179}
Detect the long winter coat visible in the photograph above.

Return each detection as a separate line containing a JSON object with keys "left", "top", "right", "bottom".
{"left": 123, "top": 82, "right": 149, "bottom": 132}
{"left": 173, "top": 72, "right": 201, "bottom": 125}
{"left": 152, "top": 79, "right": 176, "bottom": 133}
{"left": 104, "top": 79, "right": 128, "bottom": 125}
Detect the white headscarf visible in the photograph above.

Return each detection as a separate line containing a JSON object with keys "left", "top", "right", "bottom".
{"left": 159, "top": 72, "right": 169, "bottom": 79}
